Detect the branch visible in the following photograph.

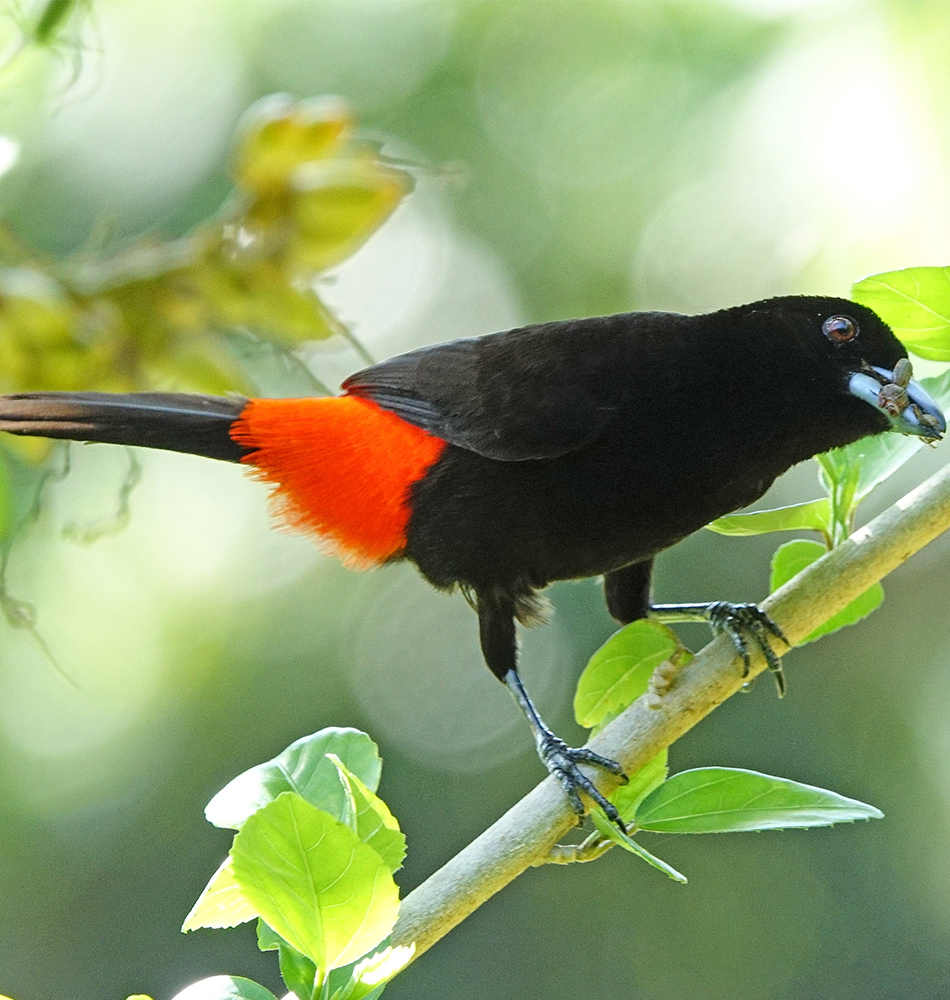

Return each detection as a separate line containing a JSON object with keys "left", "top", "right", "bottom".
{"left": 390, "top": 457, "right": 950, "bottom": 961}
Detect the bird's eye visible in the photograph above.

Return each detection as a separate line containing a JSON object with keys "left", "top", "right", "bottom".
{"left": 822, "top": 315, "right": 858, "bottom": 343}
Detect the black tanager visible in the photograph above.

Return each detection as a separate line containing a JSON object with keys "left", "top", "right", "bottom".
{"left": 0, "top": 295, "right": 943, "bottom": 823}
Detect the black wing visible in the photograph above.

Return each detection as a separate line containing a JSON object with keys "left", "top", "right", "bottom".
{"left": 342, "top": 314, "right": 631, "bottom": 461}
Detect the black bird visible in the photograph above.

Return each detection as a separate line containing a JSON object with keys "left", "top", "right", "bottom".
{"left": 0, "top": 295, "right": 943, "bottom": 823}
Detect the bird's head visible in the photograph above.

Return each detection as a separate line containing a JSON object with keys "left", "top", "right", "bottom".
{"left": 742, "top": 296, "right": 945, "bottom": 443}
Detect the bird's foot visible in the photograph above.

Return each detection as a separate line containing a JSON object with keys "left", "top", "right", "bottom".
{"left": 704, "top": 601, "right": 789, "bottom": 695}
{"left": 537, "top": 732, "right": 627, "bottom": 829}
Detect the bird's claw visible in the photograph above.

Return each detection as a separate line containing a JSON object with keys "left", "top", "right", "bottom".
{"left": 704, "top": 601, "right": 789, "bottom": 695}
{"left": 538, "top": 733, "right": 627, "bottom": 829}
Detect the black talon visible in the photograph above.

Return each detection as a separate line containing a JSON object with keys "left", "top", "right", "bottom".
{"left": 567, "top": 745, "right": 628, "bottom": 777}
{"left": 502, "top": 667, "right": 627, "bottom": 830}
{"left": 705, "top": 601, "right": 788, "bottom": 696}
{"left": 539, "top": 731, "right": 626, "bottom": 827}
{"left": 651, "top": 600, "right": 789, "bottom": 696}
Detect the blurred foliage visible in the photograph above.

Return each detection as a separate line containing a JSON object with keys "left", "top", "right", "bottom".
{"left": 0, "top": 0, "right": 93, "bottom": 81}
{"left": 0, "top": 92, "right": 410, "bottom": 459}
{"left": 0, "top": 91, "right": 412, "bottom": 685}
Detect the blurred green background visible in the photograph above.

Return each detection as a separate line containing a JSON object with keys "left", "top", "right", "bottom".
{"left": 3, "top": 1, "right": 950, "bottom": 998}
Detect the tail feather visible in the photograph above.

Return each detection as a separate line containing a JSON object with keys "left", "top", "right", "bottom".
{"left": 0, "top": 391, "right": 250, "bottom": 462}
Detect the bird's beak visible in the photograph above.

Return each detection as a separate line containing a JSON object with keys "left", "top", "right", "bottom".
{"left": 848, "top": 364, "right": 946, "bottom": 440}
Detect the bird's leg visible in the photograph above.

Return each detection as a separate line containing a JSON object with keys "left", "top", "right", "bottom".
{"left": 604, "top": 559, "right": 653, "bottom": 623}
{"left": 603, "top": 565, "right": 787, "bottom": 692}
{"left": 650, "top": 601, "right": 789, "bottom": 695}
{"left": 503, "top": 668, "right": 627, "bottom": 826}
{"left": 476, "top": 589, "right": 627, "bottom": 828}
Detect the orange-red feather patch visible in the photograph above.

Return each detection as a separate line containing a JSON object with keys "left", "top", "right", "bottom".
{"left": 231, "top": 395, "right": 447, "bottom": 567}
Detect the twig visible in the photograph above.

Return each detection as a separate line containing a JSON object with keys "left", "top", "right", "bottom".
{"left": 390, "top": 457, "right": 950, "bottom": 961}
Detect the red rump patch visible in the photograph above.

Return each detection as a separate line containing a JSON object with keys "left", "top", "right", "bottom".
{"left": 231, "top": 395, "right": 447, "bottom": 566}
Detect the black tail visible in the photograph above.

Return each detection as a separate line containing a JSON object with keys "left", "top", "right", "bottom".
{"left": 0, "top": 392, "right": 250, "bottom": 462}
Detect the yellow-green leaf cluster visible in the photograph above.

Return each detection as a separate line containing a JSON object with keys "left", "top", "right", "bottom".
{"left": 0, "top": 95, "right": 412, "bottom": 462}
{"left": 185, "top": 728, "right": 407, "bottom": 995}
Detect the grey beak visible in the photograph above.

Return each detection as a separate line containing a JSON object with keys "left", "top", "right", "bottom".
{"left": 848, "top": 364, "right": 946, "bottom": 440}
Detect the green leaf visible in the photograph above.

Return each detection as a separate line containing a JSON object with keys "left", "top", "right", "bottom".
{"left": 289, "top": 159, "right": 411, "bottom": 273}
{"left": 332, "top": 985, "right": 385, "bottom": 1000}
{"left": 258, "top": 923, "right": 318, "bottom": 1000}
{"left": 852, "top": 266, "right": 950, "bottom": 360}
{"left": 182, "top": 856, "right": 257, "bottom": 932}
{"left": 326, "top": 754, "right": 407, "bottom": 873}
{"left": 706, "top": 498, "right": 830, "bottom": 537}
{"left": 770, "top": 539, "right": 883, "bottom": 641}
{"left": 574, "top": 620, "right": 679, "bottom": 729}
{"left": 589, "top": 808, "right": 687, "bottom": 882}
{"left": 169, "top": 977, "right": 278, "bottom": 1000}
{"left": 815, "top": 451, "right": 862, "bottom": 545}
{"left": 231, "top": 792, "right": 400, "bottom": 974}
{"left": 635, "top": 767, "right": 883, "bottom": 833}
{"left": 205, "top": 728, "right": 382, "bottom": 830}
{"left": 610, "top": 750, "right": 669, "bottom": 822}
{"left": 259, "top": 919, "right": 320, "bottom": 1000}
{"left": 256, "top": 919, "right": 282, "bottom": 951}
{"left": 194, "top": 259, "right": 337, "bottom": 346}
{"left": 235, "top": 95, "right": 350, "bottom": 196}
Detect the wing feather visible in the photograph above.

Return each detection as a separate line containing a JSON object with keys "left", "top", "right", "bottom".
{"left": 343, "top": 316, "right": 630, "bottom": 461}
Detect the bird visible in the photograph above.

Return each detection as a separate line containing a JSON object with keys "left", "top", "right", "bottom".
{"left": 0, "top": 295, "right": 944, "bottom": 825}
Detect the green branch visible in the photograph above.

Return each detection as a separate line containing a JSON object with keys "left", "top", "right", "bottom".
{"left": 390, "top": 456, "right": 950, "bottom": 961}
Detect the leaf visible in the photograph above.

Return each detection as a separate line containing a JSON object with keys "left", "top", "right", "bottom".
{"left": 815, "top": 452, "right": 861, "bottom": 545}
{"left": 205, "top": 728, "right": 382, "bottom": 830}
{"left": 260, "top": 920, "right": 320, "bottom": 1000}
{"left": 326, "top": 754, "right": 407, "bottom": 873}
{"left": 589, "top": 808, "right": 687, "bottom": 882}
{"left": 169, "top": 977, "right": 278, "bottom": 1000}
{"left": 235, "top": 95, "right": 351, "bottom": 196}
{"left": 610, "top": 750, "right": 669, "bottom": 822}
{"left": 635, "top": 767, "right": 883, "bottom": 833}
{"left": 770, "top": 539, "right": 883, "bottom": 641}
{"left": 257, "top": 923, "right": 318, "bottom": 1000}
{"left": 333, "top": 985, "right": 385, "bottom": 1000}
{"left": 852, "top": 266, "right": 950, "bottom": 360}
{"left": 231, "top": 792, "right": 400, "bottom": 974}
{"left": 706, "top": 498, "right": 830, "bottom": 537}
{"left": 192, "top": 259, "right": 337, "bottom": 346}
{"left": 289, "top": 159, "right": 411, "bottom": 273}
{"left": 256, "top": 919, "right": 283, "bottom": 951}
{"left": 182, "top": 856, "right": 257, "bottom": 932}
{"left": 574, "top": 620, "right": 679, "bottom": 728}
